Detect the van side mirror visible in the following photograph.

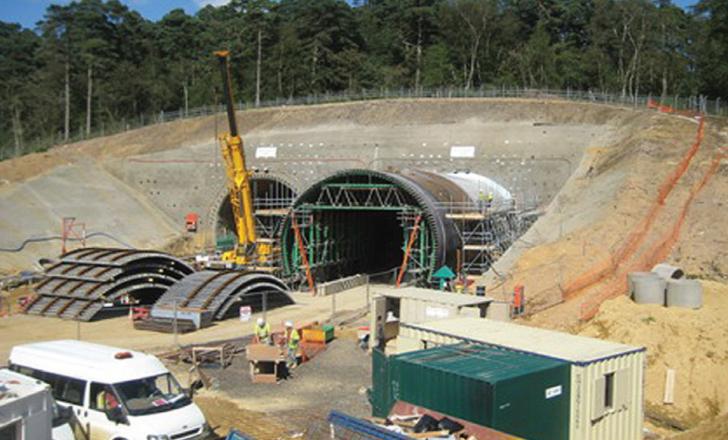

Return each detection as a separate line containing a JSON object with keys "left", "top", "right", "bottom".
{"left": 187, "top": 379, "right": 204, "bottom": 398}
{"left": 53, "top": 404, "right": 72, "bottom": 426}
{"left": 105, "top": 406, "right": 128, "bottom": 425}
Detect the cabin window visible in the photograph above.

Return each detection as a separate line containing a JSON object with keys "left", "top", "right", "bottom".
{"left": 604, "top": 372, "right": 615, "bottom": 410}
{"left": 592, "top": 369, "right": 632, "bottom": 421}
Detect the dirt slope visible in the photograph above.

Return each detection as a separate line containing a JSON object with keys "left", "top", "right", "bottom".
{"left": 493, "top": 111, "right": 726, "bottom": 328}
{"left": 576, "top": 280, "right": 728, "bottom": 428}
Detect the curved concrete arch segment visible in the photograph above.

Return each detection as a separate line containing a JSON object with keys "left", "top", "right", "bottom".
{"left": 151, "top": 270, "right": 293, "bottom": 321}
{"left": 26, "top": 248, "right": 194, "bottom": 321}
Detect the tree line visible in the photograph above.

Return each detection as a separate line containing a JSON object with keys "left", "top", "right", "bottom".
{"left": 1, "top": 0, "right": 726, "bottom": 160}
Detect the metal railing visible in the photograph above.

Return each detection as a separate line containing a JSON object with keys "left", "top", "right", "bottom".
{"left": 3, "top": 86, "right": 724, "bottom": 161}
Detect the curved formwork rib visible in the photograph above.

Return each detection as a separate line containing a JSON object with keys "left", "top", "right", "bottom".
{"left": 25, "top": 247, "right": 194, "bottom": 321}
{"left": 150, "top": 270, "right": 293, "bottom": 322}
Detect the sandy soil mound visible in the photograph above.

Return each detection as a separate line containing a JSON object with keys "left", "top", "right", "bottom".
{"left": 669, "top": 412, "right": 728, "bottom": 439}
{"left": 577, "top": 280, "right": 728, "bottom": 428}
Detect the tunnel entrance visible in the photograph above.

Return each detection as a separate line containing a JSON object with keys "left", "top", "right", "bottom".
{"left": 215, "top": 176, "right": 297, "bottom": 253}
{"left": 304, "top": 209, "right": 406, "bottom": 280}
{"left": 281, "top": 169, "right": 529, "bottom": 288}
{"left": 282, "top": 171, "right": 443, "bottom": 286}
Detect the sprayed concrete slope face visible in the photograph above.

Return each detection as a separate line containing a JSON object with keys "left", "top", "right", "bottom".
{"left": 0, "top": 162, "right": 179, "bottom": 270}
{"left": 0, "top": 99, "right": 628, "bottom": 273}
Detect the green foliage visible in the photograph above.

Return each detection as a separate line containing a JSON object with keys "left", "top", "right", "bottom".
{"left": 0, "top": 0, "right": 725, "bottom": 159}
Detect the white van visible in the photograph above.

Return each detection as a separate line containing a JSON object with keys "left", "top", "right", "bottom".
{"left": 9, "top": 340, "right": 210, "bottom": 440}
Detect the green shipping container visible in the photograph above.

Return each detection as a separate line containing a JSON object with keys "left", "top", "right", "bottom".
{"left": 383, "top": 343, "right": 571, "bottom": 440}
{"left": 370, "top": 348, "right": 390, "bottom": 418}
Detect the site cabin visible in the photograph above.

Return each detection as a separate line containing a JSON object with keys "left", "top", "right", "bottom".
{"left": 397, "top": 317, "right": 645, "bottom": 440}
{"left": 0, "top": 368, "right": 74, "bottom": 440}
{"left": 368, "top": 287, "right": 496, "bottom": 351}
{"left": 8, "top": 340, "right": 209, "bottom": 440}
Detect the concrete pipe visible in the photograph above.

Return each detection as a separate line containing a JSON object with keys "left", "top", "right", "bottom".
{"left": 632, "top": 275, "right": 666, "bottom": 305}
{"left": 627, "top": 272, "right": 660, "bottom": 297}
{"left": 651, "top": 263, "right": 684, "bottom": 281}
{"left": 666, "top": 279, "right": 703, "bottom": 309}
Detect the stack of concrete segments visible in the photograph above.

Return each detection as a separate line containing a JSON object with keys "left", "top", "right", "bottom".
{"left": 628, "top": 272, "right": 666, "bottom": 305}
{"left": 665, "top": 279, "right": 703, "bottom": 309}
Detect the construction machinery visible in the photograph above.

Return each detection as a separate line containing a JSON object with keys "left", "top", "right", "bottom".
{"left": 214, "top": 50, "right": 273, "bottom": 267}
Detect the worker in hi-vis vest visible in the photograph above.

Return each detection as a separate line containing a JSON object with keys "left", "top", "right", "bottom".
{"left": 253, "top": 317, "right": 272, "bottom": 345}
{"left": 284, "top": 320, "right": 300, "bottom": 369}
{"left": 478, "top": 190, "right": 494, "bottom": 213}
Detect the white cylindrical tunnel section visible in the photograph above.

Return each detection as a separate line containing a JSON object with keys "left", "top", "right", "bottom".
{"left": 445, "top": 171, "right": 513, "bottom": 211}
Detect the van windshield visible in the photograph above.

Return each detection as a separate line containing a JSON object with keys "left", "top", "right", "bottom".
{"left": 113, "top": 373, "right": 190, "bottom": 416}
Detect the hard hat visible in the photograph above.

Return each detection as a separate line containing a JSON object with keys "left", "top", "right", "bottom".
{"left": 257, "top": 318, "right": 264, "bottom": 325}
{"left": 284, "top": 320, "right": 293, "bottom": 328}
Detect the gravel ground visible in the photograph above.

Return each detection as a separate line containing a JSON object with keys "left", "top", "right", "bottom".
{"left": 194, "top": 329, "right": 372, "bottom": 435}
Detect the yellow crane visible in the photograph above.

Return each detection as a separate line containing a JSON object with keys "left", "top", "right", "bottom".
{"left": 214, "top": 50, "right": 271, "bottom": 266}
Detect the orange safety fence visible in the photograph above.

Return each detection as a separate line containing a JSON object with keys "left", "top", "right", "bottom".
{"left": 646, "top": 98, "right": 702, "bottom": 117}
{"left": 580, "top": 150, "right": 726, "bottom": 320}
{"left": 561, "top": 114, "right": 705, "bottom": 300}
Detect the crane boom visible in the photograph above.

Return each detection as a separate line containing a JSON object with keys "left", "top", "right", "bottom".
{"left": 215, "top": 50, "right": 257, "bottom": 256}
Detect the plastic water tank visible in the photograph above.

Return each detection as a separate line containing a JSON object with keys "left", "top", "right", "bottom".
{"left": 632, "top": 275, "right": 666, "bottom": 305}
{"left": 666, "top": 279, "right": 703, "bottom": 309}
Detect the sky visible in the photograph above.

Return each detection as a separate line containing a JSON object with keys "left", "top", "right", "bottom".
{"left": 0, "top": 0, "right": 222, "bottom": 29}
{"left": 1, "top": 0, "right": 700, "bottom": 30}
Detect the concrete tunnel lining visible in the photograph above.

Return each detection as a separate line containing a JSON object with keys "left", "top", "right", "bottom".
{"left": 280, "top": 168, "right": 515, "bottom": 285}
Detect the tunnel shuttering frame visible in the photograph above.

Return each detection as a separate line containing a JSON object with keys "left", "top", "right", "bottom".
{"left": 213, "top": 175, "right": 298, "bottom": 270}
{"left": 280, "top": 168, "right": 512, "bottom": 287}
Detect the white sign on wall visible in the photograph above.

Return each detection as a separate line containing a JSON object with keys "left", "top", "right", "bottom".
{"left": 255, "top": 146, "right": 278, "bottom": 158}
{"left": 545, "top": 385, "right": 563, "bottom": 399}
{"left": 425, "top": 306, "right": 450, "bottom": 319}
{"left": 450, "top": 145, "right": 476, "bottom": 158}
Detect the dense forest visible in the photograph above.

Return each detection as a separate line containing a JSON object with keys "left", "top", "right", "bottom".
{"left": 1, "top": 0, "right": 727, "bottom": 159}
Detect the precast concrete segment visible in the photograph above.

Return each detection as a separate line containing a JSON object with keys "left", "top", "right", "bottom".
{"left": 151, "top": 270, "right": 293, "bottom": 321}
{"left": 25, "top": 248, "right": 193, "bottom": 321}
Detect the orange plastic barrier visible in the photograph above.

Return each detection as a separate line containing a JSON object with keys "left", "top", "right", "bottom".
{"left": 646, "top": 98, "right": 700, "bottom": 116}
{"left": 562, "top": 116, "right": 705, "bottom": 301}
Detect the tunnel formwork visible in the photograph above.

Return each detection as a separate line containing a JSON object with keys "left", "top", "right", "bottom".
{"left": 215, "top": 175, "right": 298, "bottom": 270}
{"left": 281, "top": 169, "right": 516, "bottom": 286}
